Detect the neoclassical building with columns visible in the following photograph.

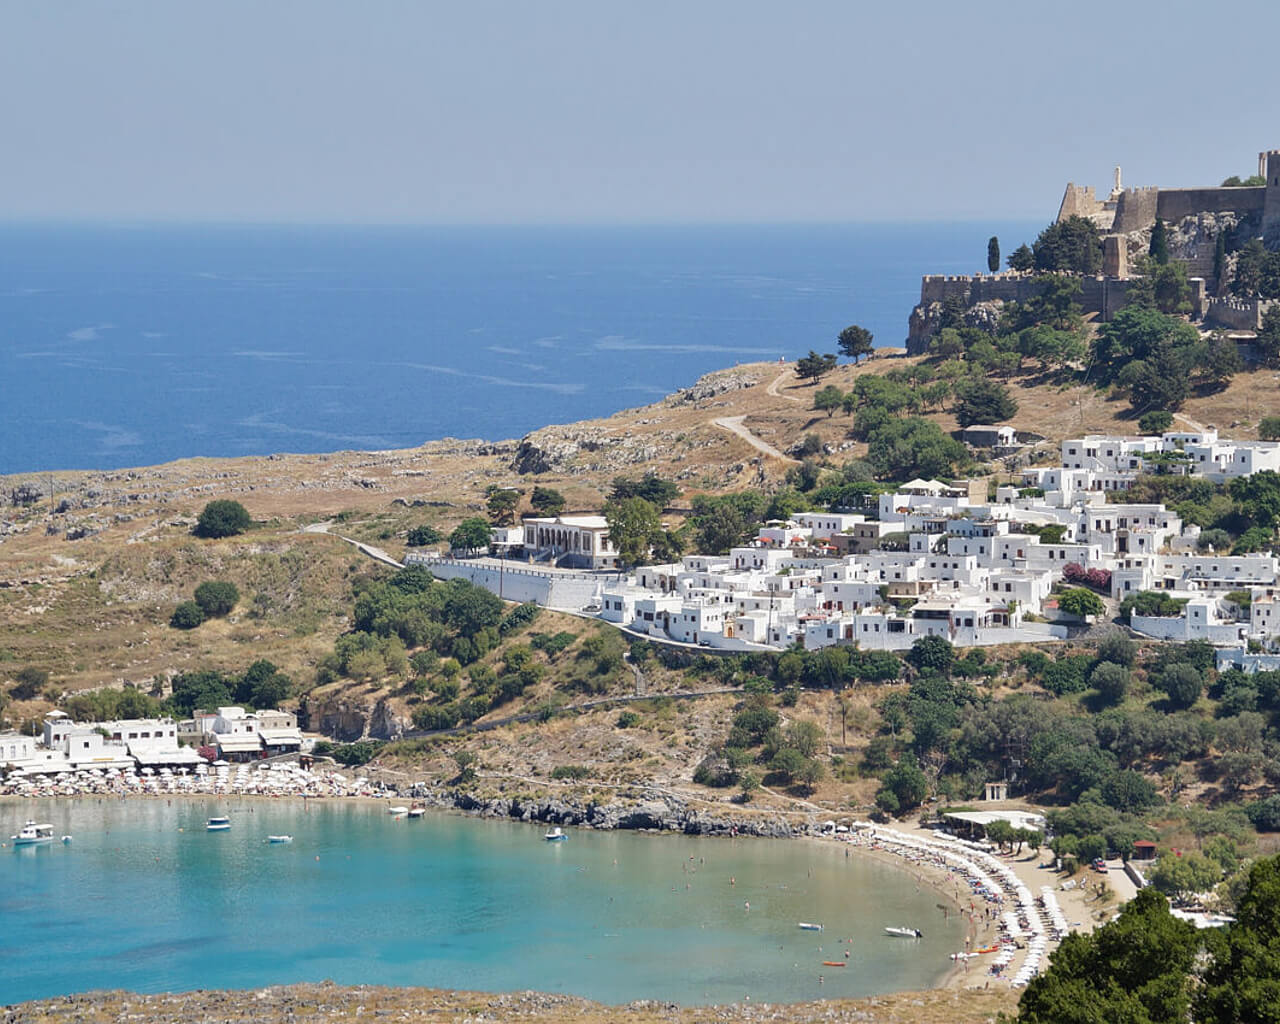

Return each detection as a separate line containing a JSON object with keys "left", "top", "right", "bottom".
{"left": 522, "top": 515, "right": 620, "bottom": 569}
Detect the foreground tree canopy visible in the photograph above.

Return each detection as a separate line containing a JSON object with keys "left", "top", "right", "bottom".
{"left": 1016, "top": 856, "right": 1280, "bottom": 1024}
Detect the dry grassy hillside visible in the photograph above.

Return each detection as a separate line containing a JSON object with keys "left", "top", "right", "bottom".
{"left": 1, "top": 355, "right": 1277, "bottom": 707}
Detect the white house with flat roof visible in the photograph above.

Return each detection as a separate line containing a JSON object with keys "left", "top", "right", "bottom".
{"left": 522, "top": 515, "right": 620, "bottom": 569}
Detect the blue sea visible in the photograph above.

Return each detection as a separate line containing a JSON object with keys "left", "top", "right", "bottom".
{"left": 0, "top": 222, "right": 1035, "bottom": 475}
{"left": 1, "top": 800, "right": 967, "bottom": 1005}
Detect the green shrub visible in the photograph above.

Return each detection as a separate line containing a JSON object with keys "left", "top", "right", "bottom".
{"left": 195, "top": 500, "right": 252, "bottom": 539}
{"left": 406, "top": 524, "right": 442, "bottom": 546}
{"left": 616, "top": 710, "right": 640, "bottom": 728}
{"left": 551, "top": 764, "right": 592, "bottom": 780}
{"left": 170, "top": 601, "right": 205, "bottom": 630}
{"left": 194, "top": 580, "right": 239, "bottom": 618}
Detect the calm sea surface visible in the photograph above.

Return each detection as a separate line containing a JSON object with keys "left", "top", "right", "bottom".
{"left": 1, "top": 799, "right": 966, "bottom": 1004}
{"left": 0, "top": 222, "right": 1036, "bottom": 475}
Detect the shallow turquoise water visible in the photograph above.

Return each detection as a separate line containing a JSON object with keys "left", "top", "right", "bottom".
{"left": 1, "top": 800, "right": 963, "bottom": 1005}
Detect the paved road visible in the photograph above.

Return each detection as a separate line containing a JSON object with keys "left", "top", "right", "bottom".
{"left": 301, "top": 521, "right": 404, "bottom": 569}
{"left": 712, "top": 414, "right": 800, "bottom": 464}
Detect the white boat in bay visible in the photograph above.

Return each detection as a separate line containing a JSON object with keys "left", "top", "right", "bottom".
{"left": 388, "top": 805, "right": 409, "bottom": 816}
{"left": 797, "top": 922, "right": 824, "bottom": 931}
{"left": 206, "top": 816, "right": 231, "bottom": 832}
{"left": 885, "top": 926, "right": 923, "bottom": 938}
{"left": 407, "top": 806, "right": 426, "bottom": 818}
{"left": 544, "top": 826, "right": 568, "bottom": 842}
{"left": 11, "top": 821, "right": 55, "bottom": 846}
{"left": 267, "top": 835, "right": 293, "bottom": 844}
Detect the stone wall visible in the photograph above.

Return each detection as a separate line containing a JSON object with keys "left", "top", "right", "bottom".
{"left": 1112, "top": 187, "right": 1160, "bottom": 234}
{"left": 907, "top": 274, "right": 1141, "bottom": 351}
{"left": 1157, "top": 186, "right": 1265, "bottom": 223}
{"left": 1058, "top": 183, "right": 1103, "bottom": 221}
{"left": 1264, "top": 151, "right": 1280, "bottom": 237}
{"left": 406, "top": 554, "right": 621, "bottom": 612}
{"left": 1204, "top": 296, "right": 1276, "bottom": 331}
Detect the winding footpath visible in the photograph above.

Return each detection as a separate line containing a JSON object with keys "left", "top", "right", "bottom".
{"left": 301, "top": 521, "right": 404, "bottom": 568}
{"left": 712, "top": 414, "right": 800, "bottom": 464}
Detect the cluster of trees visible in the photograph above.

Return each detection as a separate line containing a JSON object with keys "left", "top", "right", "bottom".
{"left": 328, "top": 565, "right": 507, "bottom": 675}
{"left": 696, "top": 695, "right": 826, "bottom": 798}
{"left": 601, "top": 475, "right": 682, "bottom": 566}
{"left": 795, "top": 325, "right": 876, "bottom": 383}
{"left": 61, "top": 683, "right": 165, "bottom": 722}
{"left": 7, "top": 666, "right": 51, "bottom": 702}
{"left": 449, "top": 517, "right": 491, "bottom": 553}
{"left": 858, "top": 634, "right": 1280, "bottom": 821}
{"left": 1092, "top": 307, "right": 1240, "bottom": 410}
{"left": 922, "top": 274, "right": 1090, "bottom": 391}
{"left": 1113, "top": 471, "right": 1280, "bottom": 555}
{"left": 1231, "top": 238, "right": 1280, "bottom": 299}
{"left": 1014, "top": 857, "right": 1280, "bottom": 1024}
{"left": 169, "top": 660, "right": 293, "bottom": 714}
{"left": 406, "top": 524, "right": 442, "bottom": 547}
{"left": 1027, "top": 216, "right": 1103, "bottom": 275}
{"left": 170, "top": 580, "right": 240, "bottom": 630}
{"left": 409, "top": 624, "right": 619, "bottom": 733}
{"left": 815, "top": 372, "right": 1018, "bottom": 429}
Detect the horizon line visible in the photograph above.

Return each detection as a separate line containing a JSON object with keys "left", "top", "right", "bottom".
{"left": 0, "top": 215, "right": 1047, "bottom": 231}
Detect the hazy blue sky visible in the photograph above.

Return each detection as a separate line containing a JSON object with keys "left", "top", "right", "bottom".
{"left": 3, "top": 0, "right": 1278, "bottom": 224}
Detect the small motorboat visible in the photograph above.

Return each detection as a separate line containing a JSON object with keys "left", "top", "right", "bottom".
{"left": 267, "top": 835, "right": 293, "bottom": 844}
{"left": 797, "top": 922, "right": 824, "bottom": 932}
{"left": 206, "top": 817, "right": 231, "bottom": 832}
{"left": 544, "top": 826, "right": 568, "bottom": 842}
{"left": 11, "top": 821, "right": 54, "bottom": 846}
{"left": 821, "top": 961, "right": 846, "bottom": 967}
{"left": 407, "top": 806, "right": 426, "bottom": 818}
{"left": 388, "top": 805, "right": 409, "bottom": 816}
{"left": 885, "top": 926, "right": 922, "bottom": 938}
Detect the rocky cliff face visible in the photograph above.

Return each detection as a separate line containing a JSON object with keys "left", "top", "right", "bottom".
{"left": 906, "top": 298, "right": 1007, "bottom": 355}
{"left": 308, "top": 694, "right": 411, "bottom": 742}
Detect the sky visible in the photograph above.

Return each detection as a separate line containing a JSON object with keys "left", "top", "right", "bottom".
{"left": 3, "top": 0, "right": 1278, "bottom": 224}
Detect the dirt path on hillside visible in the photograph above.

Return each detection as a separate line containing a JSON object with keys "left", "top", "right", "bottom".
{"left": 766, "top": 367, "right": 803, "bottom": 401}
{"left": 302, "top": 522, "right": 403, "bottom": 568}
{"left": 712, "top": 415, "right": 801, "bottom": 464}
{"left": 1173, "top": 411, "right": 1211, "bottom": 433}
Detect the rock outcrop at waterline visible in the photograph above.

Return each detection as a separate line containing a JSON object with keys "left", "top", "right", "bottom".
{"left": 416, "top": 785, "right": 798, "bottom": 837}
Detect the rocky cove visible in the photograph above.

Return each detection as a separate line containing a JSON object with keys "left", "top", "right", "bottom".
{"left": 401, "top": 782, "right": 803, "bottom": 838}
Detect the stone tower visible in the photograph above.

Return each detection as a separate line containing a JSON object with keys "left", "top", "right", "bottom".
{"left": 1264, "top": 150, "right": 1280, "bottom": 240}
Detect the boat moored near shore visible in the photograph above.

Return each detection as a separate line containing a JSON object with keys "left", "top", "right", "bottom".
{"left": 11, "top": 821, "right": 55, "bottom": 846}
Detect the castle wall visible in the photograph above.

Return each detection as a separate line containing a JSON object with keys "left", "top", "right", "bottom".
{"left": 1058, "top": 183, "right": 1101, "bottom": 222}
{"left": 1112, "top": 187, "right": 1160, "bottom": 234}
{"left": 1157, "top": 186, "right": 1265, "bottom": 223}
{"left": 1263, "top": 151, "right": 1280, "bottom": 237}
{"left": 909, "top": 274, "right": 1143, "bottom": 351}
{"left": 1204, "top": 296, "right": 1276, "bottom": 332}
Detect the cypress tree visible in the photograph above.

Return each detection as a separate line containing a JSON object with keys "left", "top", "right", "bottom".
{"left": 1150, "top": 218, "right": 1170, "bottom": 265}
{"left": 987, "top": 236, "right": 1000, "bottom": 273}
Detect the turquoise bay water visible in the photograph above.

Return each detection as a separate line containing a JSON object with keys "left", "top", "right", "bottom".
{"left": 1, "top": 800, "right": 962, "bottom": 1005}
